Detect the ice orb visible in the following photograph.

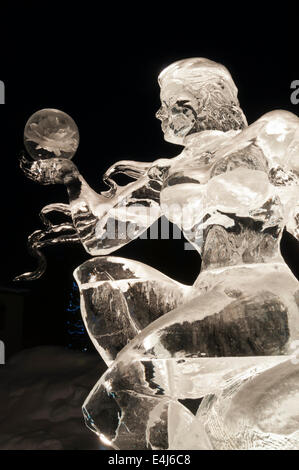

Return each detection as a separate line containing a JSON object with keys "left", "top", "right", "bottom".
{"left": 24, "top": 108, "right": 79, "bottom": 160}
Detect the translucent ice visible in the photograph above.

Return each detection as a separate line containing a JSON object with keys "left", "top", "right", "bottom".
{"left": 195, "top": 358, "right": 299, "bottom": 449}
{"left": 16, "top": 58, "right": 299, "bottom": 450}
{"left": 24, "top": 108, "right": 79, "bottom": 160}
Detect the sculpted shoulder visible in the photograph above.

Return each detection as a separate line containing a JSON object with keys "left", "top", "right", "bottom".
{"left": 253, "top": 110, "right": 299, "bottom": 173}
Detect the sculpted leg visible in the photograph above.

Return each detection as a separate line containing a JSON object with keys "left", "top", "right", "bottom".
{"left": 82, "top": 264, "right": 299, "bottom": 449}
{"left": 83, "top": 358, "right": 212, "bottom": 450}
{"left": 74, "top": 256, "right": 193, "bottom": 366}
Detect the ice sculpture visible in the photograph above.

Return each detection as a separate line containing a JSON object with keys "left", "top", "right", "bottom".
{"left": 16, "top": 58, "right": 299, "bottom": 450}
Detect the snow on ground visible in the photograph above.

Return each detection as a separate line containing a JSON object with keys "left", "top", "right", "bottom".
{"left": 0, "top": 346, "right": 106, "bottom": 449}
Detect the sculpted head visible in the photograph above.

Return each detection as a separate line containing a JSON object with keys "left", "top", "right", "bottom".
{"left": 156, "top": 58, "right": 248, "bottom": 144}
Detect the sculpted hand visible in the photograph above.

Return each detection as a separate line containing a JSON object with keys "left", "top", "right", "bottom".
{"left": 19, "top": 153, "right": 79, "bottom": 185}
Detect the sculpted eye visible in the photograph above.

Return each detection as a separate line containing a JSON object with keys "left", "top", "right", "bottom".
{"left": 172, "top": 101, "right": 195, "bottom": 116}
{"left": 176, "top": 100, "right": 190, "bottom": 107}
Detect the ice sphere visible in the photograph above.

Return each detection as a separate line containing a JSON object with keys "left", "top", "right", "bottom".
{"left": 24, "top": 108, "right": 79, "bottom": 160}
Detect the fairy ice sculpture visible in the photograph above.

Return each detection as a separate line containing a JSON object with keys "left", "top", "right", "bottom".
{"left": 16, "top": 58, "right": 299, "bottom": 450}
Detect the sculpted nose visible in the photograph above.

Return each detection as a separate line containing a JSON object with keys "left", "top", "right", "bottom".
{"left": 155, "top": 107, "right": 164, "bottom": 120}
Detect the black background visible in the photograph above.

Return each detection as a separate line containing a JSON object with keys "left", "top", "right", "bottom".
{"left": 0, "top": 4, "right": 298, "bottom": 350}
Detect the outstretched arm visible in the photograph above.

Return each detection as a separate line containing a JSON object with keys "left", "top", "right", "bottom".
{"left": 20, "top": 154, "right": 171, "bottom": 256}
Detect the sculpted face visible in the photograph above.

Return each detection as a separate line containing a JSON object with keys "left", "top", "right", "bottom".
{"left": 156, "top": 81, "right": 198, "bottom": 144}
